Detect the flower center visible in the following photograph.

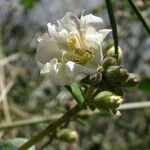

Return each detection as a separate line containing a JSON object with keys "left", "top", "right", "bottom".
{"left": 63, "top": 37, "right": 93, "bottom": 65}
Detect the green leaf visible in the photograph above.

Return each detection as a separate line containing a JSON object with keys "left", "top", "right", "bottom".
{"left": 66, "top": 82, "right": 85, "bottom": 105}
{"left": 0, "top": 138, "right": 35, "bottom": 150}
{"left": 139, "top": 78, "right": 150, "bottom": 93}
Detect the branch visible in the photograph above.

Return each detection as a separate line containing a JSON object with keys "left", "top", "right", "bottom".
{"left": 105, "top": 0, "right": 119, "bottom": 59}
{"left": 1, "top": 101, "right": 150, "bottom": 130}
{"left": 0, "top": 53, "right": 20, "bottom": 66}
{"left": 128, "top": 0, "right": 150, "bottom": 34}
{"left": 17, "top": 104, "right": 83, "bottom": 150}
{"left": 17, "top": 85, "right": 94, "bottom": 150}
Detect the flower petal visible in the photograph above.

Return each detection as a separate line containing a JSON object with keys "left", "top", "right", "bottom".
{"left": 85, "top": 28, "right": 112, "bottom": 44}
{"left": 57, "top": 12, "right": 80, "bottom": 32}
{"left": 81, "top": 14, "right": 103, "bottom": 30}
{"left": 47, "top": 23, "right": 58, "bottom": 39}
{"left": 98, "top": 29, "right": 112, "bottom": 41}
{"left": 36, "top": 33, "right": 61, "bottom": 64}
{"left": 66, "top": 61, "right": 96, "bottom": 78}
{"left": 41, "top": 58, "right": 73, "bottom": 85}
{"left": 84, "top": 39, "right": 103, "bottom": 65}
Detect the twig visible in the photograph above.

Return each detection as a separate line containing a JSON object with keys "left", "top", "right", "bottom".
{"left": 105, "top": 0, "right": 119, "bottom": 59}
{"left": 17, "top": 104, "right": 83, "bottom": 150}
{"left": 0, "top": 101, "right": 150, "bottom": 130}
{"left": 0, "top": 53, "right": 20, "bottom": 66}
{"left": 38, "top": 133, "right": 56, "bottom": 150}
{"left": 0, "top": 80, "right": 15, "bottom": 102}
{"left": 0, "top": 66, "right": 11, "bottom": 122}
{"left": 9, "top": 102, "right": 29, "bottom": 119}
{"left": 128, "top": 0, "right": 150, "bottom": 34}
{"left": 0, "top": 114, "right": 62, "bottom": 130}
{"left": 119, "top": 101, "right": 150, "bottom": 110}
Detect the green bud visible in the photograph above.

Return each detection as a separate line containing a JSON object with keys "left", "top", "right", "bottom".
{"left": 106, "top": 66, "right": 128, "bottom": 83}
{"left": 106, "top": 46, "right": 123, "bottom": 64}
{"left": 91, "top": 91, "right": 123, "bottom": 116}
{"left": 123, "top": 73, "right": 140, "bottom": 87}
{"left": 101, "top": 57, "right": 117, "bottom": 70}
{"left": 93, "top": 91, "right": 123, "bottom": 110}
{"left": 57, "top": 129, "right": 79, "bottom": 143}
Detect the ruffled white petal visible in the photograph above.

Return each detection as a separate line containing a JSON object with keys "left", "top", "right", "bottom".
{"left": 81, "top": 14, "right": 103, "bottom": 30}
{"left": 66, "top": 61, "right": 96, "bottom": 78}
{"left": 47, "top": 23, "right": 69, "bottom": 42}
{"left": 85, "top": 28, "right": 112, "bottom": 44}
{"left": 36, "top": 33, "right": 61, "bottom": 64}
{"left": 41, "top": 58, "right": 73, "bottom": 85}
{"left": 57, "top": 12, "right": 80, "bottom": 32}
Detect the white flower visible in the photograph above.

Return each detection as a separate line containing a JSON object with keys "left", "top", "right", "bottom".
{"left": 36, "top": 12, "right": 111, "bottom": 85}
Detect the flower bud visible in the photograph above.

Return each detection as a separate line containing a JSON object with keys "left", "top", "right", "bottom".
{"left": 123, "top": 73, "right": 140, "bottom": 87}
{"left": 106, "top": 66, "right": 128, "bottom": 83}
{"left": 57, "top": 129, "right": 79, "bottom": 143}
{"left": 101, "top": 57, "right": 117, "bottom": 70}
{"left": 94, "top": 91, "right": 122, "bottom": 108}
{"left": 106, "top": 46, "right": 123, "bottom": 64}
{"left": 93, "top": 91, "right": 123, "bottom": 110}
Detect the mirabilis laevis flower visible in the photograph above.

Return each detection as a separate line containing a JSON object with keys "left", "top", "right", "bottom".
{"left": 36, "top": 12, "right": 111, "bottom": 85}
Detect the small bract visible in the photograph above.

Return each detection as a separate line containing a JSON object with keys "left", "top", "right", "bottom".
{"left": 36, "top": 12, "right": 111, "bottom": 85}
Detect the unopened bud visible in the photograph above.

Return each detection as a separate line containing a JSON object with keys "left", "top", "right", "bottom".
{"left": 93, "top": 91, "right": 123, "bottom": 110}
{"left": 101, "top": 57, "right": 117, "bottom": 70}
{"left": 106, "top": 66, "right": 128, "bottom": 83}
{"left": 124, "top": 73, "right": 140, "bottom": 87}
{"left": 106, "top": 46, "right": 122, "bottom": 64}
{"left": 57, "top": 129, "right": 79, "bottom": 143}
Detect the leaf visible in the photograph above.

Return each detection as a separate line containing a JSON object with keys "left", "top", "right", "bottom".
{"left": 0, "top": 138, "right": 35, "bottom": 150}
{"left": 66, "top": 82, "right": 85, "bottom": 105}
{"left": 139, "top": 78, "right": 150, "bottom": 93}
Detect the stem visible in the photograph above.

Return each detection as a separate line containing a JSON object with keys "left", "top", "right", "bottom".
{"left": 18, "top": 104, "right": 82, "bottom": 150}
{"left": 1, "top": 101, "right": 150, "bottom": 130}
{"left": 128, "top": 0, "right": 150, "bottom": 34}
{"left": 38, "top": 133, "right": 56, "bottom": 150}
{"left": 18, "top": 85, "right": 94, "bottom": 150}
{"left": 105, "top": 0, "right": 119, "bottom": 59}
{"left": 85, "top": 85, "right": 95, "bottom": 101}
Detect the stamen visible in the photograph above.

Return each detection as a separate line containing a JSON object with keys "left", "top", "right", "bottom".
{"left": 80, "top": 52, "right": 93, "bottom": 64}
{"left": 75, "top": 48, "right": 85, "bottom": 56}
{"left": 68, "top": 37, "right": 76, "bottom": 46}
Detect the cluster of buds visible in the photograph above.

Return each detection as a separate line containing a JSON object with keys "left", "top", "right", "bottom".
{"left": 81, "top": 46, "right": 140, "bottom": 115}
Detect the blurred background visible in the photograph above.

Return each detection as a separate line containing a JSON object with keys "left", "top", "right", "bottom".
{"left": 0, "top": 0, "right": 150, "bottom": 149}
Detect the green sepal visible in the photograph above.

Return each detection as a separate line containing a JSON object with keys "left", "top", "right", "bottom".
{"left": 66, "top": 82, "right": 85, "bottom": 105}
